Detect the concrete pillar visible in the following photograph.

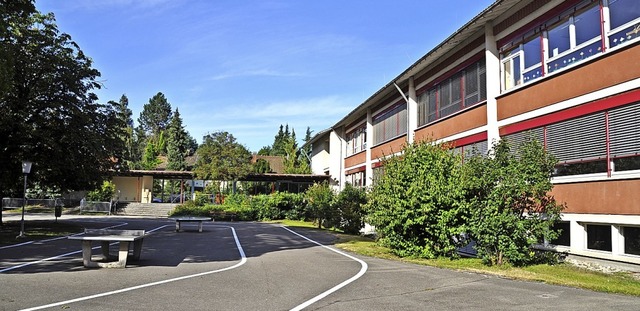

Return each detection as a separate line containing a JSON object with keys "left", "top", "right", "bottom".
{"left": 366, "top": 108, "right": 373, "bottom": 187}
{"left": 485, "top": 22, "right": 501, "bottom": 148}
{"left": 408, "top": 76, "right": 418, "bottom": 144}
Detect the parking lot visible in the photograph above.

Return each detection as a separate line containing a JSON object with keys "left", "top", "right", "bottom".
{"left": 2, "top": 216, "right": 640, "bottom": 311}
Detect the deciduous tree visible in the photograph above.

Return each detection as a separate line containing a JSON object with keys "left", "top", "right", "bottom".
{"left": 366, "top": 140, "right": 469, "bottom": 258}
{"left": 194, "top": 131, "right": 252, "bottom": 182}
{"left": 0, "top": 1, "right": 125, "bottom": 197}
{"left": 464, "top": 138, "right": 564, "bottom": 266}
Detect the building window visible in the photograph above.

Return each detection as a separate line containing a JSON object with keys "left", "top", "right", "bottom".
{"left": 608, "top": 0, "right": 640, "bottom": 33}
{"left": 346, "top": 171, "right": 365, "bottom": 188}
{"left": 548, "top": 19, "right": 571, "bottom": 58}
{"left": 346, "top": 124, "right": 366, "bottom": 156}
{"left": 586, "top": 224, "right": 612, "bottom": 252}
{"left": 372, "top": 165, "right": 384, "bottom": 185}
{"left": 503, "top": 101, "right": 640, "bottom": 178}
{"left": 623, "top": 226, "right": 640, "bottom": 256}
{"left": 451, "top": 140, "right": 489, "bottom": 160}
{"left": 551, "top": 221, "right": 571, "bottom": 246}
{"left": 373, "top": 103, "right": 407, "bottom": 145}
{"left": 417, "top": 59, "right": 486, "bottom": 127}
{"left": 547, "top": 112, "right": 608, "bottom": 176}
{"left": 547, "top": 3, "right": 603, "bottom": 74}
{"left": 609, "top": 101, "right": 640, "bottom": 172}
{"left": 499, "top": 2, "right": 635, "bottom": 90}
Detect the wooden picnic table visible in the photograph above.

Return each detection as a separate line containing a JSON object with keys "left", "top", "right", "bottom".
{"left": 68, "top": 229, "right": 147, "bottom": 268}
{"left": 170, "top": 216, "right": 212, "bottom": 232}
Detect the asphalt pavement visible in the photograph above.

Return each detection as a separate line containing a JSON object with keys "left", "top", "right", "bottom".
{"left": 1, "top": 215, "right": 640, "bottom": 311}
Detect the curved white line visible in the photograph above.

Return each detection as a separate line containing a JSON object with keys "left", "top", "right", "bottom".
{"left": 282, "top": 226, "right": 368, "bottom": 311}
{"left": 20, "top": 225, "right": 246, "bottom": 311}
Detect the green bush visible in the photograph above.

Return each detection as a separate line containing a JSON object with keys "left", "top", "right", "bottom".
{"left": 87, "top": 181, "right": 116, "bottom": 202}
{"left": 305, "top": 182, "right": 335, "bottom": 229}
{"left": 366, "top": 140, "right": 468, "bottom": 259}
{"left": 245, "top": 192, "right": 305, "bottom": 221}
{"left": 194, "top": 192, "right": 212, "bottom": 206}
{"left": 464, "top": 138, "right": 564, "bottom": 266}
{"left": 334, "top": 183, "right": 366, "bottom": 234}
{"left": 170, "top": 202, "right": 210, "bottom": 217}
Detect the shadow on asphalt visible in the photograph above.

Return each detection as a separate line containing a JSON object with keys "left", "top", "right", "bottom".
{"left": 0, "top": 217, "right": 342, "bottom": 275}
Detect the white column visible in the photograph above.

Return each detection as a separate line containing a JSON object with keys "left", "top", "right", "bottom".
{"left": 485, "top": 22, "right": 501, "bottom": 147}
{"left": 408, "top": 76, "right": 418, "bottom": 144}
{"left": 602, "top": 2, "right": 611, "bottom": 50}
{"left": 329, "top": 129, "right": 345, "bottom": 191}
{"left": 570, "top": 220, "right": 585, "bottom": 253}
{"left": 612, "top": 225, "right": 622, "bottom": 256}
{"left": 366, "top": 108, "right": 373, "bottom": 187}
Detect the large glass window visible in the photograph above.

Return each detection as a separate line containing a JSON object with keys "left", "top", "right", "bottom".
{"left": 587, "top": 224, "right": 612, "bottom": 252}
{"left": 523, "top": 36, "right": 542, "bottom": 68}
{"left": 609, "top": 0, "right": 640, "bottom": 29}
{"left": 503, "top": 102, "right": 640, "bottom": 178}
{"left": 502, "top": 53, "right": 521, "bottom": 90}
{"left": 548, "top": 19, "right": 571, "bottom": 57}
{"left": 416, "top": 59, "right": 486, "bottom": 127}
{"left": 624, "top": 226, "right": 640, "bottom": 256}
{"left": 450, "top": 139, "right": 488, "bottom": 161}
{"left": 346, "top": 171, "right": 365, "bottom": 188}
{"left": 608, "top": 102, "right": 640, "bottom": 172}
{"left": 345, "top": 125, "right": 366, "bottom": 156}
{"left": 500, "top": 2, "right": 637, "bottom": 88}
{"left": 373, "top": 103, "right": 407, "bottom": 145}
{"left": 575, "top": 5, "right": 602, "bottom": 45}
{"left": 608, "top": 0, "right": 640, "bottom": 48}
{"left": 551, "top": 222, "right": 571, "bottom": 246}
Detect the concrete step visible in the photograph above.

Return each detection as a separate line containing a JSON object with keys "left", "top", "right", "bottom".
{"left": 116, "top": 202, "right": 178, "bottom": 218}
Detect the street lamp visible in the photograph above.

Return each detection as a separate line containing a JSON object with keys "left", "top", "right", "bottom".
{"left": 17, "top": 160, "right": 32, "bottom": 238}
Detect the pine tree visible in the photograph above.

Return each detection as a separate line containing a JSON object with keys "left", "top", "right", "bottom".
{"left": 166, "top": 108, "right": 189, "bottom": 171}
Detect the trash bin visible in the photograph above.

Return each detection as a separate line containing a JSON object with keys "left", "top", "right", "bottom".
{"left": 54, "top": 205, "right": 62, "bottom": 218}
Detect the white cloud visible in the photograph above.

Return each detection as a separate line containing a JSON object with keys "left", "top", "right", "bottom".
{"left": 208, "top": 69, "right": 308, "bottom": 81}
{"left": 181, "top": 95, "right": 357, "bottom": 150}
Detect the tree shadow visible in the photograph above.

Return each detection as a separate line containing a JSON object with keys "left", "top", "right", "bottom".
{"left": 0, "top": 217, "right": 343, "bottom": 275}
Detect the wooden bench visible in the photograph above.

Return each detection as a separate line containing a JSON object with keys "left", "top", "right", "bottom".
{"left": 68, "top": 229, "right": 147, "bottom": 268}
{"left": 171, "top": 216, "right": 212, "bottom": 232}
{"left": 210, "top": 210, "right": 238, "bottom": 221}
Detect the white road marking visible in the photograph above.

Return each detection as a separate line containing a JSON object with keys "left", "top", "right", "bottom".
{"left": 19, "top": 225, "right": 246, "bottom": 311}
{"left": 282, "top": 226, "right": 368, "bottom": 311}
{"left": 0, "top": 223, "right": 132, "bottom": 272}
{"left": 0, "top": 222, "right": 129, "bottom": 250}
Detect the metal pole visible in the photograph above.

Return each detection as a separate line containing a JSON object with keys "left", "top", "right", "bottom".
{"left": 17, "top": 173, "right": 27, "bottom": 238}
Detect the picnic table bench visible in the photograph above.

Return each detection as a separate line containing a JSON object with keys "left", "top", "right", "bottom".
{"left": 171, "top": 216, "right": 212, "bottom": 232}
{"left": 209, "top": 210, "right": 238, "bottom": 221}
{"left": 68, "top": 229, "right": 147, "bottom": 268}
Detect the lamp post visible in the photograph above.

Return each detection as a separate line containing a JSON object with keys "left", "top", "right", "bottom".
{"left": 17, "top": 160, "right": 32, "bottom": 238}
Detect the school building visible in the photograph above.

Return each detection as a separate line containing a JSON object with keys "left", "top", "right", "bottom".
{"left": 307, "top": 0, "right": 640, "bottom": 265}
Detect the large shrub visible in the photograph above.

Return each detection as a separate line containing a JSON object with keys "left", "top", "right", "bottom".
{"left": 464, "top": 138, "right": 564, "bottom": 266}
{"left": 366, "top": 140, "right": 468, "bottom": 259}
{"left": 305, "top": 182, "right": 335, "bottom": 229}
{"left": 334, "top": 183, "right": 366, "bottom": 234}
{"left": 249, "top": 192, "right": 305, "bottom": 221}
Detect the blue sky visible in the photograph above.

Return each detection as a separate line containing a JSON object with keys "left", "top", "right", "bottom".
{"left": 34, "top": 0, "right": 494, "bottom": 152}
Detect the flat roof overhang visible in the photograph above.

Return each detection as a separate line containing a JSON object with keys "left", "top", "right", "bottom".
{"left": 114, "top": 170, "right": 330, "bottom": 183}
{"left": 242, "top": 173, "right": 331, "bottom": 183}
{"left": 114, "top": 170, "right": 195, "bottom": 180}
